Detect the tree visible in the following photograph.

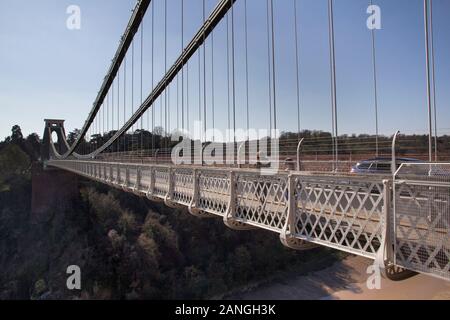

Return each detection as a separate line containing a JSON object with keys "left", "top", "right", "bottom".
{"left": 0, "top": 144, "right": 31, "bottom": 191}
{"left": 67, "top": 129, "right": 81, "bottom": 145}
{"left": 11, "top": 125, "right": 23, "bottom": 143}
{"left": 24, "top": 133, "right": 41, "bottom": 161}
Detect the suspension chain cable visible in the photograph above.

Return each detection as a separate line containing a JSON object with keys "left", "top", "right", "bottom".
{"left": 132, "top": 39, "right": 135, "bottom": 156}
{"left": 165, "top": 0, "right": 168, "bottom": 149}
{"left": 151, "top": 2, "right": 155, "bottom": 151}
{"left": 266, "top": 0, "right": 273, "bottom": 136}
{"left": 231, "top": 0, "right": 236, "bottom": 147}
{"left": 424, "top": 0, "right": 433, "bottom": 163}
{"left": 430, "top": 0, "right": 438, "bottom": 161}
{"left": 244, "top": 0, "right": 250, "bottom": 139}
{"left": 140, "top": 14, "right": 144, "bottom": 156}
{"left": 168, "top": 84, "right": 171, "bottom": 142}
{"left": 198, "top": 50, "right": 201, "bottom": 136}
{"left": 117, "top": 64, "right": 120, "bottom": 153}
{"left": 211, "top": 29, "right": 215, "bottom": 142}
{"left": 187, "top": 59, "right": 190, "bottom": 133}
{"left": 226, "top": 13, "right": 230, "bottom": 142}
{"left": 124, "top": 55, "right": 127, "bottom": 153}
{"left": 112, "top": 76, "right": 115, "bottom": 150}
{"left": 160, "top": 98, "right": 163, "bottom": 142}
{"left": 177, "top": 74, "right": 180, "bottom": 130}
{"left": 102, "top": 96, "right": 105, "bottom": 137}
{"left": 106, "top": 91, "right": 109, "bottom": 136}
{"left": 328, "top": 0, "right": 338, "bottom": 170}
{"left": 203, "top": 0, "right": 207, "bottom": 145}
{"left": 270, "top": 0, "right": 277, "bottom": 134}
{"left": 181, "top": 0, "right": 185, "bottom": 131}
{"left": 370, "top": 0, "right": 379, "bottom": 157}
{"left": 293, "top": 0, "right": 301, "bottom": 139}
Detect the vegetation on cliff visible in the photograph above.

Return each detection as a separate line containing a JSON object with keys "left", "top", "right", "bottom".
{"left": 0, "top": 125, "right": 340, "bottom": 300}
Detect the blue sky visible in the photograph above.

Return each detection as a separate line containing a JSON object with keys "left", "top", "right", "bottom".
{"left": 0, "top": 0, "right": 449, "bottom": 140}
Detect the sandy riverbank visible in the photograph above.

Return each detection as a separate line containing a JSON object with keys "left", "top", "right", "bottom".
{"left": 231, "top": 256, "right": 450, "bottom": 300}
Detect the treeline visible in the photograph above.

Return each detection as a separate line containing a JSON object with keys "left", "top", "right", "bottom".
{"left": 67, "top": 127, "right": 181, "bottom": 154}
{"left": 280, "top": 131, "right": 450, "bottom": 157}
{"left": 66, "top": 126, "right": 450, "bottom": 158}
{"left": 0, "top": 125, "right": 40, "bottom": 191}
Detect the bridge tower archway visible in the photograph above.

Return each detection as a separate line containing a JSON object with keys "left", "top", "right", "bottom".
{"left": 41, "top": 119, "right": 69, "bottom": 160}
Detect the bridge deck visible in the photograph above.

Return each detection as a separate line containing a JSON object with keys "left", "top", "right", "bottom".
{"left": 46, "top": 159, "right": 450, "bottom": 281}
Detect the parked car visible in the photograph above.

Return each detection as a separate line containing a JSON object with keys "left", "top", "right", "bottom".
{"left": 350, "top": 157, "right": 422, "bottom": 174}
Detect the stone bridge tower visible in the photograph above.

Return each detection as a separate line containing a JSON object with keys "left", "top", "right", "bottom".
{"left": 41, "top": 119, "right": 68, "bottom": 160}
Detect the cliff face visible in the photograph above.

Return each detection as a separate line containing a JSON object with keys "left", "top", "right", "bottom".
{"left": 1, "top": 164, "right": 93, "bottom": 299}
{"left": 31, "top": 164, "right": 79, "bottom": 223}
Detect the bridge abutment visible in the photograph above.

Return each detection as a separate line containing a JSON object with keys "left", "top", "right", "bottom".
{"left": 31, "top": 163, "right": 79, "bottom": 224}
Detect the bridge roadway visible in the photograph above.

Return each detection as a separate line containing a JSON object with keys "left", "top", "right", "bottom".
{"left": 46, "top": 159, "right": 450, "bottom": 281}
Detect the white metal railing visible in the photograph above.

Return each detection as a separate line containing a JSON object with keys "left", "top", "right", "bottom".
{"left": 393, "top": 163, "right": 450, "bottom": 280}
{"left": 48, "top": 159, "right": 389, "bottom": 259}
{"left": 46, "top": 159, "right": 450, "bottom": 281}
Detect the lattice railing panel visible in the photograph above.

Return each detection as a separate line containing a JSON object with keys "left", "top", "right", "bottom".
{"left": 129, "top": 167, "right": 138, "bottom": 187}
{"left": 173, "top": 168, "right": 194, "bottom": 205}
{"left": 235, "top": 173, "right": 288, "bottom": 232}
{"left": 394, "top": 163, "right": 450, "bottom": 280}
{"left": 153, "top": 167, "right": 170, "bottom": 198}
{"left": 292, "top": 174, "right": 384, "bottom": 258}
{"left": 139, "top": 167, "right": 152, "bottom": 191}
{"left": 198, "top": 171, "right": 230, "bottom": 216}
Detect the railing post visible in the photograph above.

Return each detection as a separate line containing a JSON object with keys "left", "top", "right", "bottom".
{"left": 384, "top": 179, "right": 394, "bottom": 265}
{"left": 223, "top": 171, "right": 253, "bottom": 230}
{"left": 228, "top": 171, "right": 236, "bottom": 217}
{"left": 135, "top": 166, "right": 142, "bottom": 191}
{"left": 280, "top": 174, "right": 317, "bottom": 250}
{"left": 201, "top": 144, "right": 207, "bottom": 167}
{"left": 150, "top": 166, "right": 155, "bottom": 195}
{"left": 376, "top": 178, "right": 416, "bottom": 280}
{"left": 296, "top": 138, "right": 304, "bottom": 171}
{"left": 125, "top": 167, "right": 130, "bottom": 188}
{"left": 188, "top": 169, "right": 199, "bottom": 215}
{"left": 117, "top": 164, "right": 121, "bottom": 185}
{"left": 165, "top": 167, "right": 175, "bottom": 206}
{"left": 376, "top": 179, "right": 392, "bottom": 276}
{"left": 109, "top": 165, "right": 114, "bottom": 184}
{"left": 237, "top": 142, "right": 245, "bottom": 169}
{"left": 187, "top": 169, "right": 215, "bottom": 217}
{"left": 145, "top": 166, "right": 155, "bottom": 199}
{"left": 391, "top": 130, "right": 400, "bottom": 176}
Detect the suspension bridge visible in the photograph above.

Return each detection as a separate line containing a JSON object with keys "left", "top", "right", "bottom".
{"left": 41, "top": 0, "right": 449, "bottom": 282}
